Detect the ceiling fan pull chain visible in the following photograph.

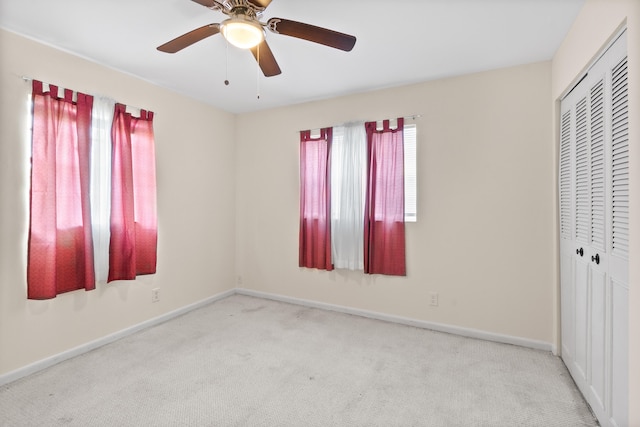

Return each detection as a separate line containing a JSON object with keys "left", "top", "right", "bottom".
{"left": 224, "top": 39, "right": 230, "bottom": 86}
{"left": 256, "top": 42, "right": 260, "bottom": 99}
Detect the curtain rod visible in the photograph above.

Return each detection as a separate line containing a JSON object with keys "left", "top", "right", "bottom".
{"left": 19, "top": 75, "right": 147, "bottom": 115}
{"left": 301, "top": 114, "right": 422, "bottom": 135}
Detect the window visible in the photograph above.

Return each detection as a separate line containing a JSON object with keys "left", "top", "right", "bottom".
{"left": 27, "top": 80, "right": 157, "bottom": 299}
{"left": 300, "top": 118, "right": 416, "bottom": 275}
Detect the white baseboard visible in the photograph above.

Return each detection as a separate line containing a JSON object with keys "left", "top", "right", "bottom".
{"left": 1, "top": 286, "right": 555, "bottom": 387}
{"left": 235, "top": 288, "right": 556, "bottom": 353}
{"left": 0, "top": 289, "right": 235, "bottom": 387}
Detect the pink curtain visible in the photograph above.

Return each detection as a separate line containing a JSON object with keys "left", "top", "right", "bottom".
{"left": 364, "top": 119, "right": 406, "bottom": 276}
{"left": 27, "top": 80, "right": 96, "bottom": 299}
{"left": 109, "top": 104, "right": 157, "bottom": 281}
{"left": 299, "top": 128, "right": 333, "bottom": 270}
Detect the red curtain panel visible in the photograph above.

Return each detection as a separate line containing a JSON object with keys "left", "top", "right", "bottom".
{"left": 364, "top": 119, "right": 406, "bottom": 276}
{"left": 109, "top": 104, "right": 157, "bottom": 281}
{"left": 299, "top": 128, "right": 333, "bottom": 271}
{"left": 27, "top": 80, "right": 96, "bottom": 299}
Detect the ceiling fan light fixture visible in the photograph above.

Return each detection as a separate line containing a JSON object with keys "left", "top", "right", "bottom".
{"left": 221, "top": 17, "right": 264, "bottom": 49}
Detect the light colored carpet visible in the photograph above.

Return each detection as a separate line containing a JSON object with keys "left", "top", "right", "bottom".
{"left": 1, "top": 294, "right": 597, "bottom": 426}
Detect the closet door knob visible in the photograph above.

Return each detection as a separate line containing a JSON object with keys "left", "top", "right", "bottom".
{"left": 576, "top": 248, "right": 584, "bottom": 256}
{"left": 591, "top": 253, "right": 600, "bottom": 264}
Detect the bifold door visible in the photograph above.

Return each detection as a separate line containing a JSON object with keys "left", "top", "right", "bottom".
{"left": 559, "top": 30, "right": 628, "bottom": 427}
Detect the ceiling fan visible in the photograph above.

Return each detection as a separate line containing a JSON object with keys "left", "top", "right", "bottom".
{"left": 157, "top": 0, "right": 357, "bottom": 77}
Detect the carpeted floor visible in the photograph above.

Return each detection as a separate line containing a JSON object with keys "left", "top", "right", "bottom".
{"left": 0, "top": 294, "right": 597, "bottom": 426}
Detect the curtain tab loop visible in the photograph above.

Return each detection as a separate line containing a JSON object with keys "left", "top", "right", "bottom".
{"left": 32, "top": 80, "right": 43, "bottom": 95}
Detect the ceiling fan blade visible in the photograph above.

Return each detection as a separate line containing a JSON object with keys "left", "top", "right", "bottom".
{"left": 247, "top": 0, "right": 272, "bottom": 9}
{"left": 191, "top": 0, "right": 217, "bottom": 7}
{"left": 157, "top": 24, "right": 220, "bottom": 53}
{"left": 267, "top": 18, "right": 356, "bottom": 52}
{"left": 191, "top": 0, "right": 228, "bottom": 11}
{"left": 249, "top": 40, "right": 282, "bottom": 77}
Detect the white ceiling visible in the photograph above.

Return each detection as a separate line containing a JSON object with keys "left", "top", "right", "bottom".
{"left": 0, "top": 0, "right": 585, "bottom": 114}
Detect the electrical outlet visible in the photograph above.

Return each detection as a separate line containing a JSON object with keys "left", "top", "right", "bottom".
{"left": 151, "top": 288, "right": 160, "bottom": 303}
{"left": 429, "top": 292, "right": 439, "bottom": 307}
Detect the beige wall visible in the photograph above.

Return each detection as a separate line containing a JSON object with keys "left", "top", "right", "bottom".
{"left": 550, "top": 0, "right": 640, "bottom": 423}
{"left": 236, "top": 62, "right": 556, "bottom": 345}
{"left": 0, "top": 29, "right": 237, "bottom": 376}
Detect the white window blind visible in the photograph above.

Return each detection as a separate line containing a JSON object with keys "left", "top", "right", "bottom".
{"left": 404, "top": 124, "right": 417, "bottom": 222}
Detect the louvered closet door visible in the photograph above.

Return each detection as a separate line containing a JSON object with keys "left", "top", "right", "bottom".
{"left": 587, "top": 74, "right": 607, "bottom": 414}
{"left": 559, "top": 104, "right": 575, "bottom": 365}
{"left": 560, "top": 78, "right": 595, "bottom": 393}
{"left": 608, "top": 44, "right": 629, "bottom": 427}
{"left": 558, "top": 30, "right": 628, "bottom": 427}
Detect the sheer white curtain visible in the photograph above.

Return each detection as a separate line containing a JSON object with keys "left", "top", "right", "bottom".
{"left": 331, "top": 122, "right": 367, "bottom": 270}
{"left": 90, "top": 96, "right": 115, "bottom": 283}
